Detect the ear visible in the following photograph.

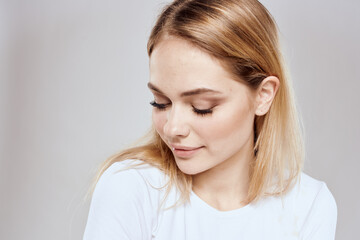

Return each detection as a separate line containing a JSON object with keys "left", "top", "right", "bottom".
{"left": 255, "top": 76, "right": 280, "bottom": 116}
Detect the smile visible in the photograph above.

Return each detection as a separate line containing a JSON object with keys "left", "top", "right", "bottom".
{"left": 170, "top": 145, "right": 204, "bottom": 158}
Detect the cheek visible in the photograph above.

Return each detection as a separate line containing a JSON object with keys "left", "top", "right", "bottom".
{"left": 196, "top": 105, "right": 255, "bottom": 145}
{"left": 152, "top": 111, "right": 166, "bottom": 135}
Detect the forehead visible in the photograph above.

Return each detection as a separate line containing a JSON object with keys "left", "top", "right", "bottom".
{"left": 149, "top": 37, "right": 238, "bottom": 93}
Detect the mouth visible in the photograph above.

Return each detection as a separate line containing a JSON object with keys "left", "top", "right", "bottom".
{"left": 170, "top": 144, "right": 204, "bottom": 158}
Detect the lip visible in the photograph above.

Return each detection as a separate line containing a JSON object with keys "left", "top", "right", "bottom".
{"left": 170, "top": 144, "right": 203, "bottom": 158}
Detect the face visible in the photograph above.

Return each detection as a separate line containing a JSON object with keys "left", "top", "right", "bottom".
{"left": 149, "top": 37, "right": 257, "bottom": 175}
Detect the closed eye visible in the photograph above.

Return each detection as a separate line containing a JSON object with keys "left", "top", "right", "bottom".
{"left": 150, "top": 100, "right": 213, "bottom": 117}
{"left": 149, "top": 100, "right": 170, "bottom": 110}
{"left": 192, "top": 106, "right": 213, "bottom": 116}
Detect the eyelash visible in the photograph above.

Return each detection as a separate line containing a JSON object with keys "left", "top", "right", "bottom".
{"left": 149, "top": 101, "right": 213, "bottom": 116}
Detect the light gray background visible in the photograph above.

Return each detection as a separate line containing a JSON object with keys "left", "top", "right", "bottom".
{"left": 1, "top": 0, "right": 359, "bottom": 239}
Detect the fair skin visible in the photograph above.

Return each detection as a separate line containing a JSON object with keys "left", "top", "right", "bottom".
{"left": 149, "top": 37, "right": 279, "bottom": 211}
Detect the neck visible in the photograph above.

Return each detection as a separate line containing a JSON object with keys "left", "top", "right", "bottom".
{"left": 191, "top": 138, "right": 254, "bottom": 211}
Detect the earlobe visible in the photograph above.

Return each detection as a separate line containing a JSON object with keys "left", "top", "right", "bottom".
{"left": 255, "top": 76, "right": 280, "bottom": 116}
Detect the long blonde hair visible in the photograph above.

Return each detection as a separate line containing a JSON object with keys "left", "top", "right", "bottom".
{"left": 94, "top": 0, "right": 303, "bottom": 205}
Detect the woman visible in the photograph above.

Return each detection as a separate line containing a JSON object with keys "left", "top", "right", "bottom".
{"left": 84, "top": 0, "right": 337, "bottom": 239}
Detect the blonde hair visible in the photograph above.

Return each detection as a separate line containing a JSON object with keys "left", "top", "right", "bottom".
{"left": 94, "top": 0, "right": 303, "bottom": 205}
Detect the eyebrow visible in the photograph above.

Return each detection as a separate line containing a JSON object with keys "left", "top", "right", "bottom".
{"left": 147, "top": 82, "right": 223, "bottom": 97}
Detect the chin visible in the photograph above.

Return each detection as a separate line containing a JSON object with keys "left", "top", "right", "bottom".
{"left": 174, "top": 159, "right": 207, "bottom": 175}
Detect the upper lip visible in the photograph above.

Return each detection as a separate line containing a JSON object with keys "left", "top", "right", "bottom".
{"left": 170, "top": 144, "right": 202, "bottom": 151}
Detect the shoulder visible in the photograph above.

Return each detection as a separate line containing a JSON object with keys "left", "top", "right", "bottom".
{"left": 89, "top": 159, "right": 169, "bottom": 218}
{"left": 262, "top": 172, "right": 337, "bottom": 217}
{"left": 101, "top": 159, "right": 166, "bottom": 185}
{"left": 295, "top": 173, "right": 337, "bottom": 212}
{"left": 84, "top": 159, "right": 168, "bottom": 239}
{"left": 288, "top": 172, "right": 338, "bottom": 238}
{"left": 95, "top": 159, "right": 167, "bottom": 198}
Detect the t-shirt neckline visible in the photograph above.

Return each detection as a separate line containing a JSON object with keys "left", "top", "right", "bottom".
{"left": 189, "top": 190, "right": 253, "bottom": 218}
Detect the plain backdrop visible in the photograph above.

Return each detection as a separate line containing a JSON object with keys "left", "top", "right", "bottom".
{"left": 1, "top": 0, "right": 359, "bottom": 239}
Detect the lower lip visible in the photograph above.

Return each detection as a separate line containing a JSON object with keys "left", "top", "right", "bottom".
{"left": 173, "top": 147, "right": 203, "bottom": 158}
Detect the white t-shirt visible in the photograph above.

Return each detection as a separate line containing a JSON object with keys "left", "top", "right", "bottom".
{"left": 83, "top": 159, "right": 337, "bottom": 240}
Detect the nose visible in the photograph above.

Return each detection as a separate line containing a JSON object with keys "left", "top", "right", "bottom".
{"left": 163, "top": 105, "right": 190, "bottom": 140}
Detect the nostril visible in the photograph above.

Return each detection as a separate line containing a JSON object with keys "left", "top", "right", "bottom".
{"left": 163, "top": 121, "right": 190, "bottom": 138}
